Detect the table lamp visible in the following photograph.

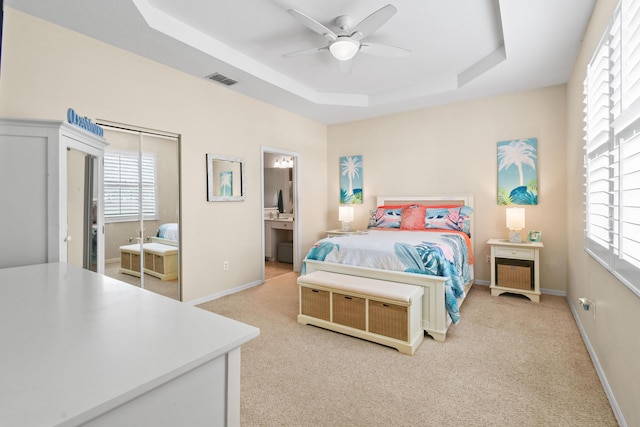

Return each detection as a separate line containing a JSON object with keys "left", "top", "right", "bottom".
{"left": 506, "top": 207, "right": 525, "bottom": 242}
{"left": 339, "top": 206, "right": 355, "bottom": 232}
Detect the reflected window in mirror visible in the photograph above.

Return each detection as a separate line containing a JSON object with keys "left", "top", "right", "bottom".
{"left": 207, "top": 154, "right": 246, "bottom": 201}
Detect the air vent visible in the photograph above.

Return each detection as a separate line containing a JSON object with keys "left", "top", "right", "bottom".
{"left": 205, "top": 72, "right": 237, "bottom": 86}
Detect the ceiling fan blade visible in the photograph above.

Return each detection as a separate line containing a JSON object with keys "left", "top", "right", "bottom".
{"left": 359, "top": 42, "right": 410, "bottom": 58}
{"left": 282, "top": 46, "right": 328, "bottom": 58}
{"left": 287, "top": 9, "right": 337, "bottom": 41}
{"left": 350, "top": 4, "right": 397, "bottom": 41}
{"left": 339, "top": 59, "right": 353, "bottom": 75}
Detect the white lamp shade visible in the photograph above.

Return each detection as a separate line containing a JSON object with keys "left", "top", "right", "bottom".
{"left": 506, "top": 207, "right": 525, "bottom": 230}
{"left": 329, "top": 38, "right": 360, "bottom": 61}
{"left": 339, "top": 206, "right": 355, "bottom": 222}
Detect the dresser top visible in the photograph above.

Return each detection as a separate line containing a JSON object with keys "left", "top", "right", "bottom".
{"left": 0, "top": 263, "right": 259, "bottom": 426}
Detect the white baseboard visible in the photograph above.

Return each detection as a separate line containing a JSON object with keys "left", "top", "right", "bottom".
{"left": 186, "top": 279, "right": 263, "bottom": 306}
{"left": 541, "top": 288, "right": 566, "bottom": 297}
{"left": 569, "top": 300, "right": 626, "bottom": 426}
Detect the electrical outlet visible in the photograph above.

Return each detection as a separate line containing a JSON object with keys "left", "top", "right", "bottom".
{"left": 486, "top": 255, "right": 491, "bottom": 264}
{"left": 223, "top": 261, "right": 229, "bottom": 270}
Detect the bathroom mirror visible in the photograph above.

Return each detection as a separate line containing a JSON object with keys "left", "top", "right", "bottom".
{"left": 207, "top": 154, "right": 246, "bottom": 201}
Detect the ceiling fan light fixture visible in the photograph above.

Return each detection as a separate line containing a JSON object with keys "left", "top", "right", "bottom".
{"left": 329, "top": 38, "right": 360, "bottom": 61}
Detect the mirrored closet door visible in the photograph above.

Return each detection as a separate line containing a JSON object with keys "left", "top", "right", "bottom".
{"left": 100, "top": 123, "right": 181, "bottom": 300}
{"left": 66, "top": 147, "right": 100, "bottom": 272}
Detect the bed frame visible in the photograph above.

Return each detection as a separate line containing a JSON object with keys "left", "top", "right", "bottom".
{"left": 305, "top": 194, "right": 474, "bottom": 342}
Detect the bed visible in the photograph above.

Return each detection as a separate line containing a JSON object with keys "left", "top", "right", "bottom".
{"left": 150, "top": 222, "right": 179, "bottom": 247}
{"left": 302, "top": 195, "right": 474, "bottom": 342}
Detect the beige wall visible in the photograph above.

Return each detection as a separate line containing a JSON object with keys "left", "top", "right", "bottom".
{"left": 566, "top": 0, "right": 639, "bottom": 425}
{"left": 328, "top": 86, "right": 568, "bottom": 292}
{"left": 0, "top": 8, "right": 328, "bottom": 302}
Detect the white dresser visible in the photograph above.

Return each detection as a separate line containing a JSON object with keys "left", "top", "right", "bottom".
{"left": 0, "top": 263, "right": 259, "bottom": 426}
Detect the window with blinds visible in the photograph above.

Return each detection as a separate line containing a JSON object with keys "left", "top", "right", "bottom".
{"left": 584, "top": 0, "right": 640, "bottom": 296}
{"left": 104, "top": 151, "right": 158, "bottom": 222}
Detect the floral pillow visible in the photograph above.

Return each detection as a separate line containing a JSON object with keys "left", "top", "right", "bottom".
{"left": 425, "top": 206, "right": 473, "bottom": 236}
{"left": 368, "top": 206, "right": 402, "bottom": 228}
{"left": 400, "top": 204, "right": 427, "bottom": 230}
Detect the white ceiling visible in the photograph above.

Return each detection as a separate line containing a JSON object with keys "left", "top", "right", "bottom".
{"left": 6, "top": 0, "right": 595, "bottom": 124}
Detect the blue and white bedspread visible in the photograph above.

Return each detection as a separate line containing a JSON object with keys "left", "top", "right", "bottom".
{"left": 157, "top": 223, "right": 179, "bottom": 241}
{"left": 303, "top": 230, "right": 472, "bottom": 323}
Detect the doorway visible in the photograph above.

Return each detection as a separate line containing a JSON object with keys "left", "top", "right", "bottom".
{"left": 262, "top": 147, "right": 300, "bottom": 281}
{"left": 99, "top": 122, "right": 181, "bottom": 300}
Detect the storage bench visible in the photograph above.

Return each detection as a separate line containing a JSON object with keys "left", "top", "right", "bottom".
{"left": 119, "top": 243, "right": 178, "bottom": 281}
{"left": 297, "top": 270, "right": 424, "bottom": 355}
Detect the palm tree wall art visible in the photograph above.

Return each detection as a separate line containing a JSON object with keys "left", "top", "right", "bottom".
{"left": 340, "top": 155, "right": 363, "bottom": 204}
{"left": 497, "top": 138, "right": 538, "bottom": 205}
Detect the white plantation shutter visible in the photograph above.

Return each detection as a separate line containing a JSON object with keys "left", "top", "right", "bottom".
{"left": 622, "top": 0, "right": 640, "bottom": 111}
{"left": 584, "top": 32, "right": 614, "bottom": 259}
{"left": 617, "top": 125, "right": 640, "bottom": 283}
{"left": 611, "top": 10, "right": 622, "bottom": 120}
{"left": 584, "top": 0, "right": 640, "bottom": 295}
{"left": 104, "top": 151, "right": 158, "bottom": 222}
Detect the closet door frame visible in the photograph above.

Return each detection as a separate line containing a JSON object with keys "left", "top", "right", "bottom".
{"left": 98, "top": 121, "right": 181, "bottom": 298}
{"left": 59, "top": 123, "right": 108, "bottom": 273}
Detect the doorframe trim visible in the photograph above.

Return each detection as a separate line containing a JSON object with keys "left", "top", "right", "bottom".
{"left": 261, "top": 146, "right": 301, "bottom": 280}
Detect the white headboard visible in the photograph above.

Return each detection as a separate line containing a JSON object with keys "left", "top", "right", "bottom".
{"left": 376, "top": 194, "right": 474, "bottom": 209}
{"left": 375, "top": 195, "right": 475, "bottom": 275}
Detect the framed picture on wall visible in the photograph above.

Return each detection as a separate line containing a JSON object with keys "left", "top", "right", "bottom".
{"left": 497, "top": 138, "right": 538, "bottom": 205}
{"left": 340, "top": 155, "right": 363, "bottom": 204}
{"left": 206, "top": 153, "right": 245, "bottom": 202}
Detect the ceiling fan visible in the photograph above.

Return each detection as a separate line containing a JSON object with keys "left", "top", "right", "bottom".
{"left": 283, "top": 4, "right": 410, "bottom": 74}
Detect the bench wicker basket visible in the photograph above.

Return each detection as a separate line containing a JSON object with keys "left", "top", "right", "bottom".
{"left": 369, "top": 300, "right": 408, "bottom": 341}
{"left": 297, "top": 270, "right": 424, "bottom": 355}
{"left": 300, "top": 287, "right": 330, "bottom": 321}
{"left": 332, "top": 293, "right": 366, "bottom": 330}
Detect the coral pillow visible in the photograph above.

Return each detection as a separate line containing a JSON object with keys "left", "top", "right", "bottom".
{"left": 400, "top": 204, "right": 427, "bottom": 230}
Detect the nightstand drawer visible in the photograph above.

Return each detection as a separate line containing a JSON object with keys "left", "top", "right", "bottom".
{"left": 494, "top": 246, "right": 535, "bottom": 260}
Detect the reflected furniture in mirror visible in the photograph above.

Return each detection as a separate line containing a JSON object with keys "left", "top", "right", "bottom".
{"left": 120, "top": 223, "right": 179, "bottom": 281}
{"left": 100, "top": 123, "right": 181, "bottom": 301}
{"left": 207, "top": 154, "right": 246, "bottom": 201}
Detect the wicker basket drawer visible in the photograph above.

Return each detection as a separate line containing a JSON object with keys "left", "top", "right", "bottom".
{"left": 300, "top": 287, "right": 330, "bottom": 321}
{"left": 497, "top": 264, "right": 532, "bottom": 290}
{"left": 369, "top": 300, "right": 408, "bottom": 341}
{"left": 332, "top": 293, "right": 366, "bottom": 330}
{"left": 154, "top": 254, "right": 165, "bottom": 273}
{"left": 144, "top": 252, "right": 153, "bottom": 269}
{"left": 121, "top": 252, "right": 141, "bottom": 272}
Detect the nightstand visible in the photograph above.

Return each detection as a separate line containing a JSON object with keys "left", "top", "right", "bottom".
{"left": 487, "top": 238, "right": 543, "bottom": 302}
{"left": 326, "top": 229, "right": 366, "bottom": 237}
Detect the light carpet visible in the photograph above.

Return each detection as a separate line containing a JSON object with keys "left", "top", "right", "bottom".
{"left": 198, "top": 272, "right": 617, "bottom": 426}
